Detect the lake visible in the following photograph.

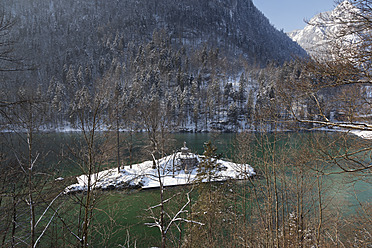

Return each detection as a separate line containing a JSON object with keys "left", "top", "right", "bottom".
{"left": 2, "top": 131, "right": 369, "bottom": 207}
{"left": 1, "top": 131, "right": 370, "bottom": 246}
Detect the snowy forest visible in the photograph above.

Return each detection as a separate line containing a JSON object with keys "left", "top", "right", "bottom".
{"left": 1, "top": 0, "right": 371, "bottom": 247}
{"left": 0, "top": 0, "right": 306, "bottom": 133}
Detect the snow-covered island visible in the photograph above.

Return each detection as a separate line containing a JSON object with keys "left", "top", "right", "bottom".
{"left": 64, "top": 144, "right": 255, "bottom": 193}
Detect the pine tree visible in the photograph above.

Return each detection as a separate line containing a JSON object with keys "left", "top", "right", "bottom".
{"left": 184, "top": 142, "right": 232, "bottom": 247}
{"left": 228, "top": 102, "right": 239, "bottom": 131}
{"left": 238, "top": 72, "right": 247, "bottom": 114}
{"left": 196, "top": 141, "right": 222, "bottom": 183}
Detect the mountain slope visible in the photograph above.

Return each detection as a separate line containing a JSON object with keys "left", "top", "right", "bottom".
{"left": 3, "top": 0, "right": 305, "bottom": 78}
{"left": 287, "top": 1, "right": 359, "bottom": 56}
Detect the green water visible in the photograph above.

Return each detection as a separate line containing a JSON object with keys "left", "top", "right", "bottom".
{"left": 1, "top": 131, "right": 371, "bottom": 246}
{"left": 2, "top": 131, "right": 370, "bottom": 201}
{"left": 174, "top": 131, "right": 371, "bottom": 208}
{"left": 2, "top": 131, "right": 370, "bottom": 204}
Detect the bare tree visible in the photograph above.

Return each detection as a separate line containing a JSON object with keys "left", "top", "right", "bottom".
{"left": 275, "top": 1, "right": 372, "bottom": 245}
{"left": 282, "top": 0, "right": 372, "bottom": 173}
{"left": 63, "top": 65, "right": 113, "bottom": 247}
{"left": 182, "top": 142, "right": 238, "bottom": 248}
{"left": 144, "top": 153, "right": 203, "bottom": 248}
{"left": 0, "top": 82, "right": 71, "bottom": 248}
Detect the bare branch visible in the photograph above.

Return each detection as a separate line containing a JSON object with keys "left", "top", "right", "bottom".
{"left": 35, "top": 192, "right": 63, "bottom": 227}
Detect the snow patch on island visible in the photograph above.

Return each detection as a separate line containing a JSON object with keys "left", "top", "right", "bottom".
{"left": 64, "top": 152, "right": 255, "bottom": 193}
{"left": 351, "top": 130, "right": 372, "bottom": 140}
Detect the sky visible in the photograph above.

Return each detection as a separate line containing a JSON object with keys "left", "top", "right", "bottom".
{"left": 252, "top": 0, "right": 337, "bottom": 32}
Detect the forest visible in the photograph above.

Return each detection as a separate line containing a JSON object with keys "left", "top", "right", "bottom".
{"left": 0, "top": 0, "right": 371, "bottom": 247}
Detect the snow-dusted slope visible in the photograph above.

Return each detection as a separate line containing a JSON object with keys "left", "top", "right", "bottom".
{"left": 65, "top": 152, "right": 255, "bottom": 193}
{"left": 287, "top": 1, "right": 359, "bottom": 56}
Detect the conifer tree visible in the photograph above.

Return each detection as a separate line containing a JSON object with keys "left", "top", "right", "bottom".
{"left": 184, "top": 142, "right": 234, "bottom": 247}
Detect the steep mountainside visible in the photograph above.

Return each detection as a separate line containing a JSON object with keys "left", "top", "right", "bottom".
{"left": 0, "top": 0, "right": 308, "bottom": 133}
{"left": 3, "top": 0, "right": 305, "bottom": 80}
{"left": 287, "top": 1, "right": 359, "bottom": 56}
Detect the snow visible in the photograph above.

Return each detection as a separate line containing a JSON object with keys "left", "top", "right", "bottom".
{"left": 351, "top": 130, "right": 372, "bottom": 140}
{"left": 64, "top": 152, "right": 255, "bottom": 193}
{"left": 287, "top": 1, "right": 360, "bottom": 57}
